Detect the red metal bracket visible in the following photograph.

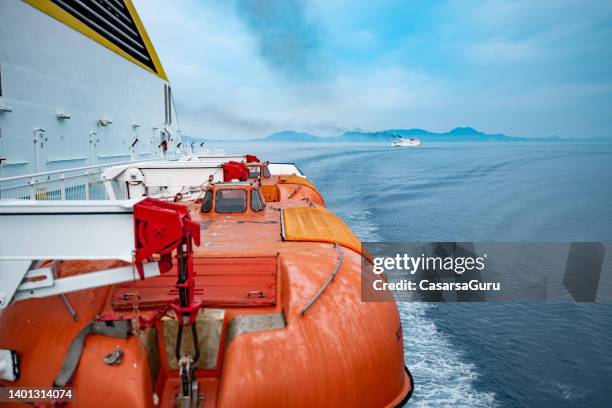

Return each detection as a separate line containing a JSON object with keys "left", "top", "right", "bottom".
{"left": 223, "top": 161, "right": 249, "bottom": 182}
{"left": 133, "top": 198, "right": 200, "bottom": 278}
{"left": 133, "top": 198, "right": 202, "bottom": 329}
{"left": 246, "top": 154, "right": 260, "bottom": 163}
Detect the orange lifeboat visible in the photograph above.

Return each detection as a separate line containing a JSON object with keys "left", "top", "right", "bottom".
{"left": 0, "top": 160, "right": 412, "bottom": 407}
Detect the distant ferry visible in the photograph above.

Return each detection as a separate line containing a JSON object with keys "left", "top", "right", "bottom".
{"left": 392, "top": 137, "right": 422, "bottom": 147}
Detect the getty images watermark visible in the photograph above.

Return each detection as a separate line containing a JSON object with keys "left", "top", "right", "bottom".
{"left": 360, "top": 242, "right": 612, "bottom": 302}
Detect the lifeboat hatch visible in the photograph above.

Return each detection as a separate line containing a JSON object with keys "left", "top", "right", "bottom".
{"left": 162, "top": 309, "right": 225, "bottom": 370}
{"left": 111, "top": 256, "right": 278, "bottom": 309}
{"left": 281, "top": 207, "right": 368, "bottom": 257}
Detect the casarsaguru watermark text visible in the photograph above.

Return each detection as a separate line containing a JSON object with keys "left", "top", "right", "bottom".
{"left": 371, "top": 253, "right": 501, "bottom": 293}
{"left": 360, "top": 242, "right": 612, "bottom": 302}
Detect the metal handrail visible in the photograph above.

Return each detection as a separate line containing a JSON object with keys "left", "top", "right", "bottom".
{"left": 0, "top": 158, "right": 163, "bottom": 183}
{"left": 279, "top": 208, "right": 286, "bottom": 239}
{"left": 0, "top": 156, "right": 180, "bottom": 201}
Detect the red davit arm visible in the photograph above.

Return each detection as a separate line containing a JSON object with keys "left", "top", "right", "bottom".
{"left": 132, "top": 199, "right": 204, "bottom": 399}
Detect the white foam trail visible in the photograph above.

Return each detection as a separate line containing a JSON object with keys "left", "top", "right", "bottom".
{"left": 341, "top": 199, "right": 495, "bottom": 406}
{"left": 400, "top": 303, "right": 497, "bottom": 407}
{"left": 344, "top": 209, "right": 381, "bottom": 242}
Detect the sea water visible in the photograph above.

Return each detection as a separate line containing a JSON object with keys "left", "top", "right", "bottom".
{"left": 214, "top": 141, "right": 612, "bottom": 407}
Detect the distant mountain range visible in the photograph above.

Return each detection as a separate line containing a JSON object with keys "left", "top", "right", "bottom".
{"left": 182, "top": 127, "right": 610, "bottom": 143}
{"left": 254, "top": 127, "right": 571, "bottom": 142}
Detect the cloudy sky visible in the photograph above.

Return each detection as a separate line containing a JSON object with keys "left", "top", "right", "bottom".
{"left": 133, "top": 0, "right": 612, "bottom": 139}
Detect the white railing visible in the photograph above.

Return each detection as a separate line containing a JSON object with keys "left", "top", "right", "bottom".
{"left": 0, "top": 153, "right": 300, "bottom": 203}
{"left": 0, "top": 151, "right": 222, "bottom": 201}
{"left": 0, "top": 159, "right": 156, "bottom": 201}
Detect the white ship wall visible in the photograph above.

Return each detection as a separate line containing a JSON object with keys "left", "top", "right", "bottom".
{"left": 0, "top": 0, "right": 180, "bottom": 177}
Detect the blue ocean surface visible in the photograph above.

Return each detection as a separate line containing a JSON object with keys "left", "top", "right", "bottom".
{"left": 216, "top": 141, "right": 612, "bottom": 407}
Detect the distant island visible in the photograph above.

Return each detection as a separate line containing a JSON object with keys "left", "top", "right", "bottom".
{"left": 255, "top": 127, "right": 568, "bottom": 143}
{"left": 181, "top": 127, "right": 610, "bottom": 144}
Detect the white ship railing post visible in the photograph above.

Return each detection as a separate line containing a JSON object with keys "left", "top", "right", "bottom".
{"left": 60, "top": 172, "right": 66, "bottom": 200}
{"left": 32, "top": 128, "right": 46, "bottom": 174}
{"left": 28, "top": 176, "right": 35, "bottom": 200}
{"left": 84, "top": 171, "right": 90, "bottom": 200}
{"left": 88, "top": 131, "right": 97, "bottom": 166}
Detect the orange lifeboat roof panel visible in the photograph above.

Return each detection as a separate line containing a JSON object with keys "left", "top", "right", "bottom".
{"left": 277, "top": 174, "right": 316, "bottom": 189}
{"left": 277, "top": 175, "right": 324, "bottom": 201}
{"left": 282, "top": 207, "right": 370, "bottom": 259}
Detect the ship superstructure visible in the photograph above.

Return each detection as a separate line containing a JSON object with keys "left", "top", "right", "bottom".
{"left": 392, "top": 137, "right": 422, "bottom": 147}
{"left": 0, "top": 0, "right": 181, "bottom": 178}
